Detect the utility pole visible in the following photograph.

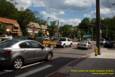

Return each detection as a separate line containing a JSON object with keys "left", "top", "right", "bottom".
{"left": 95, "top": 0, "right": 101, "bottom": 56}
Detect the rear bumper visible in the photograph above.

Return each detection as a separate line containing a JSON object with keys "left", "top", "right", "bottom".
{"left": 0, "top": 58, "right": 12, "bottom": 67}
{"left": 78, "top": 46, "right": 89, "bottom": 49}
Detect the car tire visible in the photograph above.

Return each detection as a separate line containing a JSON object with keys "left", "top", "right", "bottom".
{"left": 12, "top": 57, "right": 23, "bottom": 70}
{"left": 50, "top": 45, "right": 54, "bottom": 49}
{"left": 63, "top": 44, "right": 66, "bottom": 48}
{"left": 70, "top": 43, "right": 72, "bottom": 47}
{"left": 45, "top": 52, "right": 53, "bottom": 61}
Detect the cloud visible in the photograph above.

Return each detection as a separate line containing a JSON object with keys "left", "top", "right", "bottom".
{"left": 41, "top": 11, "right": 81, "bottom": 26}
{"left": 31, "top": 0, "right": 45, "bottom": 7}
{"left": 84, "top": 0, "right": 115, "bottom": 19}
{"left": 101, "top": 0, "right": 115, "bottom": 8}
{"left": 41, "top": 10, "right": 64, "bottom": 20}
{"left": 64, "top": 0, "right": 95, "bottom": 9}
{"left": 12, "top": 0, "right": 95, "bottom": 11}
{"left": 41, "top": 11, "right": 58, "bottom": 20}
{"left": 9, "top": 0, "right": 31, "bottom": 11}
{"left": 84, "top": 8, "right": 115, "bottom": 19}
{"left": 42, "top": 0, "right": 95, "bottom": 11}
{"left": 60, "top": 18, "right": 81, "bottom": 26}
{"left": 10, "top": 0, "right": 115, "bottom": 25}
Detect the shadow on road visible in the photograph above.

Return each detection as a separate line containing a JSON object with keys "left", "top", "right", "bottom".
{"left": 0, "top": 57, "right": 75, "bottom": 77}
{"left": 48, "top": 58, "right": 115, "bottom": 77}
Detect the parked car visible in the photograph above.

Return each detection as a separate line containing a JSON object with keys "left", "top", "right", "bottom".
{"left": 100, "top": 39, "right": 106, "bottom": 46}
{"left": 0, "top": 39, "right": 53, "bottom": 70}
{"left": 0, "top": 35, "right": 13, "bottom": 42}
{"left": 77, "top": 40, "right": 92, "bottom": 49}
{"left": 57, "top": 37, "right": 73, "bottom": 47}
{"left": 103, "top": 40, "right": 114, "bottom": 48}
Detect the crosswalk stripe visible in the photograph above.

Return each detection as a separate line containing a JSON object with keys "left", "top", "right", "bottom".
{"left": 16, "top": 64, "right": 52, "bottom": 77}
{"left": 0, "top": 71, "right": 6, "bottom": 75}
{"left": 21, "top": 62, "right": 42, "bottom": 69}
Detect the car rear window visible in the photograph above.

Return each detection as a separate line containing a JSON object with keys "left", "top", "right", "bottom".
{"left": 0, "top": 39, "right": 19, "bottom": 48}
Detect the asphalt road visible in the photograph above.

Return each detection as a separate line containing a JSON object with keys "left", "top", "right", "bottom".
{"left": 0, "top": 47, "right": 92, "bottom": 77}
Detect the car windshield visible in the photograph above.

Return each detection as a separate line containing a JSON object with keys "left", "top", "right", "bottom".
{"left": 0, "top": 39, "right": 19, "bottom": 48}
{"left": 59, "top": 38, "right": 66, "bottom": 41}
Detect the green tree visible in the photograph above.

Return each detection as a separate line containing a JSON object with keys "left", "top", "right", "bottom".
{"left": 59, "top": 25, "right": 73, "bottom": 38}
{"left": 78, "top": 18, "right": 91, "bottom": 32}
{"left": 101, "top": 17, "right": 115, "bottom": 40}
{"left": 0, "top": 0, "right": 43, "bottom": 36}
{"left": 16, "top": 9, "right": 38, "bottom": 36}
{"left": 0, "top": 23, "right": 5, "bottom": 35}
{"left": 48, "top": 21, "right": 58, "bottom": 36}
{"left": 0, "top": 0, "right": 17, "bottom": 19}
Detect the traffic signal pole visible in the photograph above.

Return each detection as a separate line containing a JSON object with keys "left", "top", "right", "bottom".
{"left": 95, "top": 0, "right": 101, "bottom": 56}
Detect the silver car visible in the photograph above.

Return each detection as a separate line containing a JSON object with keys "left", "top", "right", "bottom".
{"left": 0, "top": 39, "right": 53, "bottom": 70}
{"left": 77, "top": 41, "right": 92, "bottom": 49}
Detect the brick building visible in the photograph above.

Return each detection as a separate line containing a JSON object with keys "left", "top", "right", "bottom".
{"left": 0, "top": 17, "right": 22, "bottom": 36}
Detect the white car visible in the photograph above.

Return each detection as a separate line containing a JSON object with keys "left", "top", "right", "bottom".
{"left": 57, "top": 37, "right": 73, "bottom": 47}
{"left": 77, "top": 41, "right": 92, "bottom": 49}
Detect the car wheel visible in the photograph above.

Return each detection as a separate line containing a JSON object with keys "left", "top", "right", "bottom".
{"left": 70, "top": 43, "right": 72, "bottom": 47}
{"left": 63, "top": 44, "right": 66, "bottom": 48}
{"left": 13, "top": 57, "right": 23, "bottom": 70}
{"left": 50, "top": 45, "right": 54, "bottom": 49}
{"left": 45, "top": 53, "right": 53, "bottom": 61}
{"left": 90, "top": 45, "right": 92, "bottom": 49}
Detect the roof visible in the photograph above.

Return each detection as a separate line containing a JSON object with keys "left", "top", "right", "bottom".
{"left": 0, "top": 17, "right": 17, "bottom": 24}
{"left": 28, "top": 22, "right": 41, "bottom": 29}
{"left": 41, "top": 25, "right": 47, "bottom": 30}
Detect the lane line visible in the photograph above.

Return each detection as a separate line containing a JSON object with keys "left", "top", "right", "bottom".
{"left": 0, "top": 62, "right": 42, "bottom": 76}
{"left": 21, "top": 62, "right": 42, "bottom": 69}
{"left": 0, "top": 71, "right": 7, "bottom": 75}
{"left": 16, "top": 64, "right": 52, "bottom": 77}
{"left": 0, "top": 70, "right": 13, "bottom": 75}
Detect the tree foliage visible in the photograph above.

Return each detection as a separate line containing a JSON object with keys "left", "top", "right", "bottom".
{"left": 0, "top": 0, "right": 45, "bottom": 36}
{"left": 78, "top": 17, "right": 115, "bottom": 40}
{"left": 16, "top": 9, "right": 38, "bottom": 36}
{"left": 48, "top": 21, "right": 58, "bottom": 36}
{"left": 0, "top": 0, "right": 18, "bottom": 18}
{"left": 59, "top": 25, "right": 74, "bottom": 38}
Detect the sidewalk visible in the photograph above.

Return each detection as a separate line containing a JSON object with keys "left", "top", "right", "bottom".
{"left": 48, "top": 48, "right": 115, "bottom": 77}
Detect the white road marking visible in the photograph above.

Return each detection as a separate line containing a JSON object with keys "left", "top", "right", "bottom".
{"left": 16, "top": 64, "right": 52, "bottom": 77}
{"left": 21, "top": 62, "right": 42, "bottom": 69}
{"left": 4, "top": 70, "right": 13, "bottom": 72}
{"left": 0, "top": 70, "right": 13, "bottom": 75}
{"left": 0, "top": 71, "right": 7, "bottom": 75}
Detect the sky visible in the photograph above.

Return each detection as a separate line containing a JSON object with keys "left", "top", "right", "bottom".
{"left": 9, "top": 0, "right": 115, "bottom": 26}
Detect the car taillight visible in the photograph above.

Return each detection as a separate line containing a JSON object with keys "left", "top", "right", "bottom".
{"left": 3, "top": 50, "right": 12, "bottom": 56}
